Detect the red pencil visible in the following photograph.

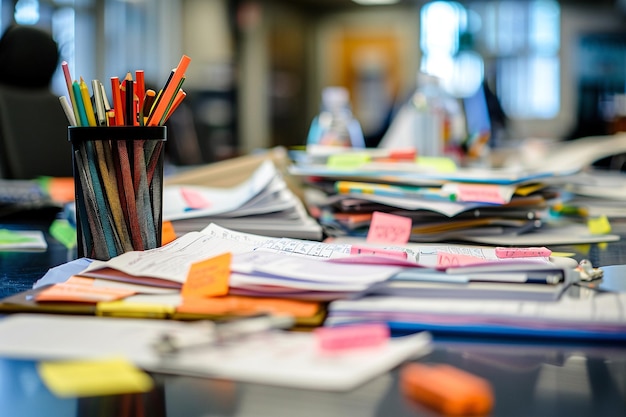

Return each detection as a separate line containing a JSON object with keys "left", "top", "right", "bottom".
{"left": 110, "top": 76, "right": 124, "bottom": 126}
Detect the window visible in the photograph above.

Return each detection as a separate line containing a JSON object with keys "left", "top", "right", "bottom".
{"left": 420, "top": 0, "right": 560, "bottom": 119}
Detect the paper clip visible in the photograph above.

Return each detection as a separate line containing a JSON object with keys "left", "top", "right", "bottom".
{"left": 575, "top": 259, "right": 604, "bottom": 281}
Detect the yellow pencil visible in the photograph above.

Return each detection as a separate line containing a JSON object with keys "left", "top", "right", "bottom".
{"left": 79, "top": 77, "right": 97, "bottom": 127}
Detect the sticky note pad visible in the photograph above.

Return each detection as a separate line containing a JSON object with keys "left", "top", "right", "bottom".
{"left": 38, "top": 357, "right": 153, "bottom": 398}
{"left": 366, "top": 211, "right": 412, "bottom": 245}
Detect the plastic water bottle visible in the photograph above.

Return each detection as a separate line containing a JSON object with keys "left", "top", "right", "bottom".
{"left": 380, "top": 73, "right": 463, "bottom": 157}
{"left": 306, "top": 87, "right": 365, "bottom": 148}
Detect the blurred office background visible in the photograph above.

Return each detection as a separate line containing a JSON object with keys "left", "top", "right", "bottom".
{"left": 1, "top": 0, "right": 626, "bottom": 164}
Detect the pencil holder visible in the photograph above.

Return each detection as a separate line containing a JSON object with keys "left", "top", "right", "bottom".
{"left": 68, "top": 126, "right": 167, "bottom": 260}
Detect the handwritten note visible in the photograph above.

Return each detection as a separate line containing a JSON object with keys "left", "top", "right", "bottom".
{"left": 436, "top": 252, "right": 486, "bottom": 267}
{"left": 183, "top": 252, "right": 231, "bottom": 298}
{"left": 366, "top": 212, "right": 412, "bottom": 245}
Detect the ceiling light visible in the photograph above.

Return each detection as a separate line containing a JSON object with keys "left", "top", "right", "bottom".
{"left": 352, "top": 0, "right": 401, "bottom": 5}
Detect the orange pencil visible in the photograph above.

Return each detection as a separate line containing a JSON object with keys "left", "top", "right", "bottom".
{"left": 147, "top": 55, "right": 191, "bottom": 126}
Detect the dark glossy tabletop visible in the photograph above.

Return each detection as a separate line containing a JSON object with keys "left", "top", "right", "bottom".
{"left": 1, "top": 208, "right": 626, "bottom": 417}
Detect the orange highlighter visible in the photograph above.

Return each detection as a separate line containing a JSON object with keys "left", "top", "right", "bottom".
{"left": 400, "top": 363, "right": 494, "bottom": 415}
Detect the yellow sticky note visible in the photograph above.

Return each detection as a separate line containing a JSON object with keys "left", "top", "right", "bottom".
{"left": 183, "top": 252, "right": 231, "bottom": 298}
{"left": 416, "top": 156, "right": 457, "bottom": 173}
{"left": 327, "top": 153, "right": 371, "bottom": 169}
{"left": 38, "top": 357, "right": 153, "bottom": 398}
{"left": 587, "top": 215, "right": 611, "bottom": 235}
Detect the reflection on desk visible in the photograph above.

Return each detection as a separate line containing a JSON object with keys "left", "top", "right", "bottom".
{"left": 1, "top": 213, "right": 626, "bottom": 417}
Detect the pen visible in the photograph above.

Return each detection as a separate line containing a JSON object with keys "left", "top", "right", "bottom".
{"left": 466, "top": 271, "right": 564, "bottom": 285}
{"left": 495, "top": 247, "right": 552, "bottom": 258}
{"left": 152, "top": 314, "right": 295, "bottom": 355}
{"left": 394, "top": 270, "right": 565, "bottom": 285}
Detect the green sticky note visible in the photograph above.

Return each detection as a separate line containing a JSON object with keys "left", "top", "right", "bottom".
{"left": 416, "top": 156, "right": 457, "bottom": 173}
{"left": 0, "top": 229, "right": 36, "bottom": 244}
{"left": 49, "top": 219, "right": 77, "bottom": 249}
{"left": 327, "top": 153, "right": 371, "bottom": 169}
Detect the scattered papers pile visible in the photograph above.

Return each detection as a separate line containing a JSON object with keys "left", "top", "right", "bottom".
{"left": 163, "top": 160, "right": 323, "bottom": 240}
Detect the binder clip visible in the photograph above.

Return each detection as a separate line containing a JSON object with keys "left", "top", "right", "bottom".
{"left": 575, "top": 259, "right": 603, "bottom": 281}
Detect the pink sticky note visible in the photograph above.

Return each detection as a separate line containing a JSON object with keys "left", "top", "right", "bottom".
{"left": 181, "top": 187, "right": 212, "bottom": 210}
{"left": 315, "top": 323, "right": 389, "bottom": 352}
{"left": 366, "top": 212, "right": 412, "bottom": 244}
{"left": 436, "top": 251, "right": 486, "bottom": 268}
{"left": 456, "top": 184, "right": 506, "bottom": 204}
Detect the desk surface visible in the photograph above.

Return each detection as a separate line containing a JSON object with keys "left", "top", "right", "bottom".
{"left": 1, "top": 209, "right": 626, "bottom": 417}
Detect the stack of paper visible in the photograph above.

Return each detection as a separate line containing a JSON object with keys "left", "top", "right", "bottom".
{"left": 0, "top": 314, "right": 433, "bottom": 391}
{"left": 73, "top": 224, "right": 406, "bottom": 301}
{"left": 290, "top": 156, "right": 562, "bottom": 244}
{"left": 289, "top": 140, "right": 625, "bottom": 245}
{"left": 325, "top": 291, "right": 626, "bottom": 342}
{"left": 163, "top": 160, "right": 323, "bottom": 240}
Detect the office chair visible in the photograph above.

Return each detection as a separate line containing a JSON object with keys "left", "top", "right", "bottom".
{"left": 0, "top": 25, "right": 73, "bottom": 179}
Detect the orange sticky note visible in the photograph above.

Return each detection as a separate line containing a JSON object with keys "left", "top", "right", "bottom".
{"left": 400, "top": 363, "right": 494, "bottom": 416}
{"left": 47, "top": 177, "right": 75, "bottom": 204}
{"left": 366, "top": 211, "right": 412, "bottom": 245}
{"left": 161, "top": 221, "right": 177, "bottom": 245}
{"left": 65, "top": 276, "right": 96, "bottom": 286}
{"left": 436, "top": 252, "right": 486, "bottom": 268}
{"left": 182, "top": 252, "right": 231, "bottom": 298}
{"left": 35, "top": 283, "right": 135, "bottom": 303}
{"left": 177, "top": 295, "right": 320, "bottom": 318}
